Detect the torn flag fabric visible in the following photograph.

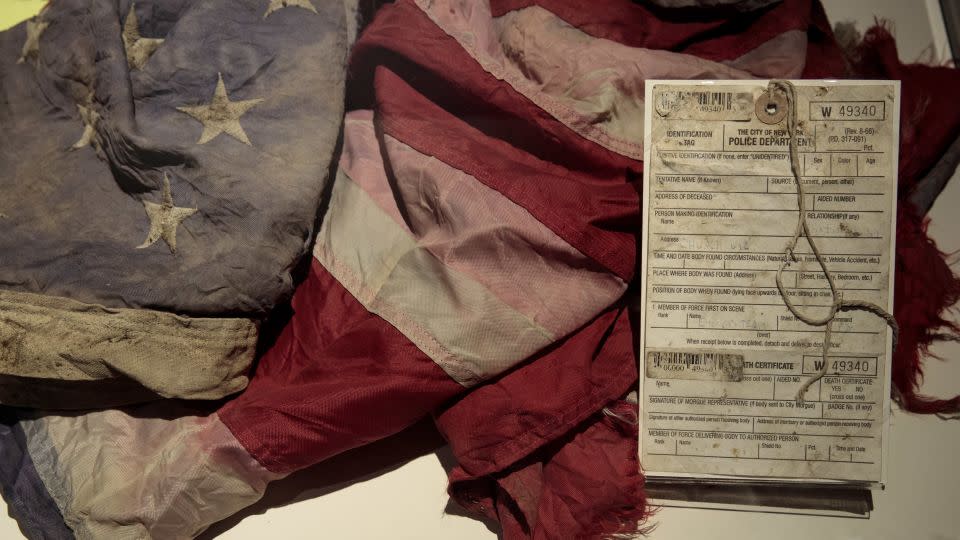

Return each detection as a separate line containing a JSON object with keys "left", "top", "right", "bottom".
{"left": 0, "top": 0, "right": 354, "bottom": 407}
{"left": 2, "top": 0, "right": 960, "bottom": 539}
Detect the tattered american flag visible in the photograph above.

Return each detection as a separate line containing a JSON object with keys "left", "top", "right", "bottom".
{"left": 2, "top": 0, "right": 960, "bottom": 539}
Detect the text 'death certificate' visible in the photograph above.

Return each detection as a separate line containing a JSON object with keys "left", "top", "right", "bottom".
{"left": 639, "top": 81, "right": 900, "bottom": 483}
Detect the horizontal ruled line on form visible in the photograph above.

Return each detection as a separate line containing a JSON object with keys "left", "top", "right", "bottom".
{"left": 655, "top": 191, "right": 886, "bottom": 196}
{"left": 647, "top": 412, "right": 875, "bottom": 421}
{"left": 654, "top": 249, "right": 881, "bottom": 257}
{"left": 655, "top": 174, "right": 885, "bottom": 178}
{"left": 653, "top": 232, "right": 884, "bottom": 239}
{"left": 648, "top": 267, "right": 882, "bottom": 274}
{"left": 653, "top": 283, "right": 882, "bottom": 292}
{"left": 650, "top": 326, "right": 881, "bottom": 335}
{"left": 654, "top": 207, "right": 885, "bottom": 213}
{"left": 644, "top": 428, "right": 875, "bottom": 439}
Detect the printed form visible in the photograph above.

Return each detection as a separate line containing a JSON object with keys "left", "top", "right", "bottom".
{"left": 639, "top": 81, "right": 899, "bottom": 483}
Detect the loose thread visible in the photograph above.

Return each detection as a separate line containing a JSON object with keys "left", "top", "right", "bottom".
{"left": 767, "top": 80, "right": 900, "bottom": 402}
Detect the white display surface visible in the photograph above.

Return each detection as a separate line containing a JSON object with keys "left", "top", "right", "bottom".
{"left": 1, "top": 1, "right": 958, "bottom": 538}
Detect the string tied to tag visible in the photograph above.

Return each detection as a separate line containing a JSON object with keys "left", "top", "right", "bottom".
{"left": 765, "top": 80, "right": 900, "bottom": 402}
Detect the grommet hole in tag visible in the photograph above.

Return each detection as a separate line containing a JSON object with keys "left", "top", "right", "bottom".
{"left": 755, "top": 89, "right": 787, "bottom": 124}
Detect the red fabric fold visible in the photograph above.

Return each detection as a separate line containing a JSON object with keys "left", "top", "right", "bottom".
{"left": 446, "top": 401, "right": 648, "bottom": 540}
{"left": 369, "top": 64, "right": 640, "bottom": 281}
{"left": 490, "top": 0, "right": 846, "bottom": 78}
{"left": 220, "top": 259, "right": 464, "bottom": 474}
{"left": 852, "top": 25, "right": 960, "bottom": 192}
{"left": 436, "top": 306, "right": 646, "bottom": 538}
{"left": 348, "top": 0, "right": 643, "bottom": 179}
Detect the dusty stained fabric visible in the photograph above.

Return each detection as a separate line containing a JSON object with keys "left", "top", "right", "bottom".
{"left": 0, "top": 0, "right": 353, "bottom": 406}
{"left": 13, "top": 405, "right": 281, "bottom": 540}
{"left": 0, "top": 411, "right": 72, "bottom": 540}
{"left": 121, "top": 3, "right": 163, "bottom": 71}
{"left": 0, "top": 289, "right": 256, "bottom": 407}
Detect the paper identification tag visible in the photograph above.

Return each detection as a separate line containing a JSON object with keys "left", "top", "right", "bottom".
{"left": 638, "top": 80, "right": 900, "bottom": 485}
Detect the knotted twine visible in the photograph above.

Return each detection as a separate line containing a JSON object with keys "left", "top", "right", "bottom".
{"left": 765, "top": 80, "right": 900, "bottom": 402}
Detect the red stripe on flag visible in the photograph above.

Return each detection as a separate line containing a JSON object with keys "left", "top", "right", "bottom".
{"left": 491, "top": 0, "right": 811, "bottom": 60}
{"left": 351, "top": 0, "right": 642, "bottom": 178}
{"left": 489, "top": 0, "right": 845, "bottom": 78}
{"left": 435, "top": 304, "right": 636, "bottom": 476}
{"left": 367, "top": 63, "right": 639, "bottom": 281}
{"left": 219, "top": 259, "right": 464, "bottom": 474}
{"left": 490, "top": 0, "right": 734, "bottom": 52}
{"left": 436, "top": 305, "right": 643, "bottom": 538}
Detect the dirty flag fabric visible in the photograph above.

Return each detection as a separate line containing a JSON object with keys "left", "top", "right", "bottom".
{"left": 0, "top": 0, "right": 354, "bottom": 407}
{"left": 3, "top": 1, "right": 960, "bottom": 539}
